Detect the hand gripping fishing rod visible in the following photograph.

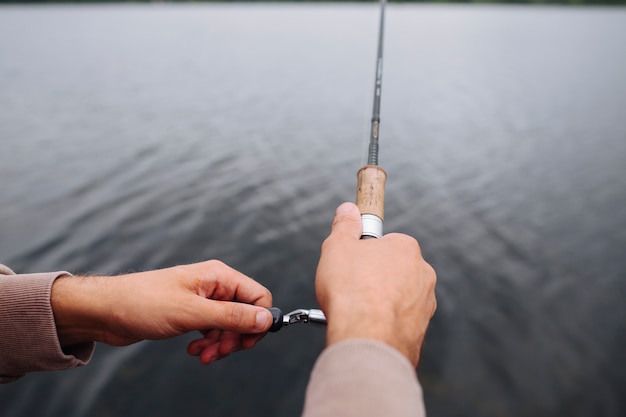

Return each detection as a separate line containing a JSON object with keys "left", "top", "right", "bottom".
{"left": 270, "top": 0, "right": 387, "bottom": 331}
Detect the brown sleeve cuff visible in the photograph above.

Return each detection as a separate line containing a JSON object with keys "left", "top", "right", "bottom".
{"left": 302, "top": 340, "right": 426, "bottom": 417}
{"left": 0, "top": 265, "right": 95, "bottom": 383}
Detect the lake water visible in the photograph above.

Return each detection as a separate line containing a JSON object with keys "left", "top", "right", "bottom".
{"left": 1, "top": 3, "right": 625, "bottom": 417}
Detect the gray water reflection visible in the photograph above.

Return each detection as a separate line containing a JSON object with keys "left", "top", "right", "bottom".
{"left": 0, "top": 4, "right": 625, "bottom": 417}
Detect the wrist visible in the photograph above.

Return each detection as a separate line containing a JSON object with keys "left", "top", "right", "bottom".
{"left": 51, "top": 275, "right": 111, "bottom": 347}
{"left": 324, "top": 304, "right": 422, "bottom": 367}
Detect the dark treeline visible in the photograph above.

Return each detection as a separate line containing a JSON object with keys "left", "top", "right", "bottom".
{"left": 1, "top": 0, "right": 625, "bottom": 6}
{"left": 1, "top": 0, "right": 625, "bottom": 5}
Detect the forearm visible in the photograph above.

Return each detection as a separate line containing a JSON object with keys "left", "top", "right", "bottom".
{"left": 1, "top": 259, "right": 273, "bottom": 382}
{"left": 302, "top": 340, "right": 426, "bottom": 417}
{"left": 0, "top": 265, "right": 95, "bottom": 383}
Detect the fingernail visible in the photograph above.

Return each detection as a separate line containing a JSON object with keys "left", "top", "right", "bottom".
{"left": 256, "top": 310, "right": 271, "bottom": 331}
{"left": 336, "top": 202, "right": 354, "bottom": 216}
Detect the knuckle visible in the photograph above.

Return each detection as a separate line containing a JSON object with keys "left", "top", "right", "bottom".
{"left": 388, "top": 233, "right": 421, "bottom": 251}
{"left": 260, "top": 287, "right": 273, "bottom": 305}
{"left": 206, "top": 259, "right": 226, "bottom": 270}
{"left": 423, "top": 263, "right": 437, "bottom": 292}
{"left": 199, "top": 259, "right": 227, "bottom": 277}
{"left": 426, "top": 263, "right": 437, "bottom": 283}
{"left": 320, "top": 236, "right": 335, "bottom": 252}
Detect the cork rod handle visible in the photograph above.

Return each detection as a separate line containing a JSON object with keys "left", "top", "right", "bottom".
{"left": 356, "top": 165, "right": 387, "bottom": 238}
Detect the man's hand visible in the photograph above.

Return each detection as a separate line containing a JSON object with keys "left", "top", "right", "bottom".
{"left": 51, "top": 260, "right": 273, "bottom": 364}
{"left": 315, "top": 203, "right": 437, "bottom": 367}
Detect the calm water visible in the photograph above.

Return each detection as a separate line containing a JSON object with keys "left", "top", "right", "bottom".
{"left": 1, "top": 4, "right": 625, "bottom": 417}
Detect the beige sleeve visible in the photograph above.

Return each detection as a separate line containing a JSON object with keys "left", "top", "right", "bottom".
{"left": 302, "top": 340, "right": 426, "bottom": 417}
{"left": 0, "top": 263, "right": 95, "bottom": 383}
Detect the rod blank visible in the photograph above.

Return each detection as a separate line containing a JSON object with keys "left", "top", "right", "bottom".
{"left": 357, "top": 0, "right": 387, "bottom": 239}
{"left": 367, "top": 0, "right": 386, "bottom": 167}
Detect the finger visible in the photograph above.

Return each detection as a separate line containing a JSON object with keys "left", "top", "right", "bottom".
{"left": 204, "top": 261, "right": 273, "bottom": 307}
{"left": 187, "top": 330, "right": 221, "bottom": 356}
{"left": 199, "top": 343, "right": 222, "bottom": 364}
{"left": 230, "top": 274, "right": 273, "bottom": 307}
{"left": 188, "top": 338, "right": 213, "bottom": 356}
{"left": 192, "top": 333, "right": 262, "bottom": 355}
{"left": 329, "top": 202, "right": 362, "bottom": 240}
{"left": 241, "top": 333, "right": 265, "bottom": 350}
{"left": 200, "top": 328, "right": 221, "bottom": 340}
{"left": 195, "top": 300, "right": 273, "bottom": 334}
{"left": 199, "top": 334, "right": 242, "bottom": 364}
{"left": 217, "top": 331, "right": 243, "bottom": 357}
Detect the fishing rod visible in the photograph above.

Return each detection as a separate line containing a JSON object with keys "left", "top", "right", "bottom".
{"left": 270, "top": 0, "right": 388, "bottom": 331}
{"left": 358, "top": 0, "right": 387, "bottom": 239}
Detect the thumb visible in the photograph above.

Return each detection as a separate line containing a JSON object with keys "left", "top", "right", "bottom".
{"left": 330, "top": 202, "right": 362, "bottom": 240}
{"left": 200, "top": 300, "right": 273, "bottom": 334}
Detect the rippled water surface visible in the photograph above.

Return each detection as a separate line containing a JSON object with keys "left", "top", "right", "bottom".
{"left": 1, "top": 4, "right": 625, "bottom": 417}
